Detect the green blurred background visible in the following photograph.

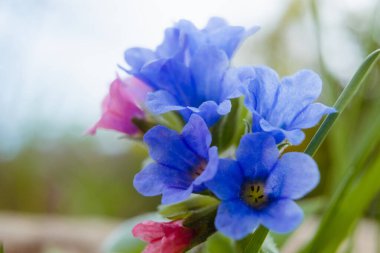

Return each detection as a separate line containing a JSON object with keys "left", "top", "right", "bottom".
{"left": 0, "top": 0, "right": 379, "bottom": 252}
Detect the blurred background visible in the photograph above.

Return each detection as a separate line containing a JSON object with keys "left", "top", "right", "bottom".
{"left": 0, "top": 0, "right": 379, "bottom": 252}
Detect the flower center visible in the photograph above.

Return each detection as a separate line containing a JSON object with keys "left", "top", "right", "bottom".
{"left": 191, "top": 160, "right": 207, "bottom": 179}
{"left": 241, "top": 182, "right": 267, "bottom": 208}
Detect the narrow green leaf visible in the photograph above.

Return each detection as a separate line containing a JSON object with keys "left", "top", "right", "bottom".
{"left": 310, "top": 155, "right": 380, "bottom": 253}
{"left": 300, "top": 49, "right": 380, "bottom": 253}
{"left": 237, "top": 226, "right": 269, "bottom": 253}
{"left": 0, "top": 244, "right": 3, "bottom": 253}
{"left": 305, "top": 48, "right": 380, "bottom": 156}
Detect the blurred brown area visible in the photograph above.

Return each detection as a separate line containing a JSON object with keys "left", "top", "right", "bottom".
{"left": 0, "top": 212, "right": 120, "bottom": 253}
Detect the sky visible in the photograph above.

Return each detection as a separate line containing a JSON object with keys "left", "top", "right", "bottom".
{"left": 0, "top": 0, "right": 376, "bottom": 157}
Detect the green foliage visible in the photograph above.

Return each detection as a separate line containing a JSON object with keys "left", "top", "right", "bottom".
{"left": 159, "top": 195, "right": 219, "bottom": 220}
{"left": 204, "top": 233, "right": 236, "bottom": 253}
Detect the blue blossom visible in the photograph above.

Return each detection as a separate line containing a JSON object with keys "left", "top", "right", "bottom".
{"left": 123, "top": 18, "right": 258, "bottom": 126}
{"left": 206, "top": 133, "right": 319, "bottom": 239}
{"left": 133, "top": 114, "right": 218, "bottom": 205}
{"left": 144, "top": 46, "right": 243, "bottom": 126}
{"left": 240, "top": 66, "right": 336, "bottom": 145}
{"left": 124, "top": 17, "right": 259, "bottom": 87}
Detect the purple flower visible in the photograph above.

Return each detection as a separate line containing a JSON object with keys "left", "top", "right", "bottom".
{"left": 240, "top": 66, "right": 336, "bottom": 145}
{"left": 133, "top": 114, "right": 218, "bottom": 204}
{"left": 206, "top": 133, "right": 319, "bottom": 239}
{"left": 88, "top": 76, "right": 151, "bottom": 136}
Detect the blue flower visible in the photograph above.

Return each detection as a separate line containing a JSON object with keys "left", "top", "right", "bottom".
{"left": 145, "top": 46, "right": 242, "bottom": 126}
{"left": 240, "top": 66, "right": 336, "bottom": 145}
{"left": 124, "top": 17, "right": 259, "bottom": 86}
{"left": 206, "top": 133, "right": 319, "bottom": 239}
{"left": 133, "top": 114, "right": 218, "bottom": 204}
{"left": 122, "top": 18, "right": 258, "bottom": 126}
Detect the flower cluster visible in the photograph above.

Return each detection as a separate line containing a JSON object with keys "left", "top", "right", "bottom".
{"left": 91, "top": 18, "right": 335, "bottom": 252}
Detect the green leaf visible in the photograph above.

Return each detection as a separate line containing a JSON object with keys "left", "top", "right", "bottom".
{"left": 237, "top": 226, "right": 269, "bottom": 253}
{"left": 299, "top": 49, "right": 380, "bottom": 253}
{"left": 102, "top": 212, "right": 162, "bottom": 253}
{"left": 205, "top": 232, "right": 235, "bottom": 253}
{"left": 308, "top": 155, "right": 380, "bottom": 253}
{"left": 0, "top": 244, "right": 3, "bottom": 253}
{"left": 159, "top": 195, "right": 219, "bottom": 220}
{"left": 305, "top": 48, "right": 380, "bottom": 156}
{"left": 259, "top": 234, "right": 279, "bottom": 253}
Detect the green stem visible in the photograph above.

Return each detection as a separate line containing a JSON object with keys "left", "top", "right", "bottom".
{"left": 305, "top": 49, "right": 380, "bottom": 156}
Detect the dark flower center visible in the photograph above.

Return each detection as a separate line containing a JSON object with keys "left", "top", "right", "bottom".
{"left": 191, "top": 160, "right": 207, "bottom": 179}
{"left": 241, "top": 182, "right": 267, "bottom": 208}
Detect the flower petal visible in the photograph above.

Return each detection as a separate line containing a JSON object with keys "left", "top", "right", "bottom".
{"left": 186, "top": 100, "right": 231, "bottom": 126}
{"left": 146, "top": 90, "right": 185, "bottom": 115}
{"left": 269, "top": 70, "right": 323, "bottom": 128}
{"left": 182, "top": 114, "right": 211, "bottom": 158}
{"left": 246, "top": 66, "right": 280, "bottom": 118}
{"left": 259, "top": 199, "right": 303, "bottom": 233}
{"left": 193, "top": 146, "right": 219, "bottom": 186}
{"left": 133, "top": 163, "right": 192, "bottom": 197}
{"left": 289, "top": 103, "right": 336, "bottom": 130}
{"left": 215, "top": 200, "right": 259, "bottom": 240}
{"left": 206, "top": 159, "right": 243, "bottom": 201}
{"left": 265, "top": 152, "right": 319, "bottom": 199}
{"left": 161, "top": 186, "right": 193, "bottom": 205}
{"left": 190, "top": 46, "right": 229, "bottom": 103}
{"left": 124, "top": 47, "right": 156, "bottom": 71}
{"left": 236, "top": 133, "right": 279, "bottom": 180}
{"left": 144, "top": 126, "right": 200, "bottom": 170}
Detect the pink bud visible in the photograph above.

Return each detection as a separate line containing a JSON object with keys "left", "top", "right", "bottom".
{"left": 133, "top": 220, "right": 194, "bottom": 253}
{"left": 87, "top": 76, "right": 151, "bottom": 135}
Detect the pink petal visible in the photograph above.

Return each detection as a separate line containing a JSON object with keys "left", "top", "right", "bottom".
{"left": 88, "top": 76, "right": 151, "bottom": 135}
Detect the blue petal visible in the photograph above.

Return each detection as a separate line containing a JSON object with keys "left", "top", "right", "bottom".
{"left": 124, "top": 47, "right": 156, "bottom": 71}
{"left": 133, "top": 163, "right": 192, "bottom": 196}
{"left": 268, "top": 69, "right": 323, "bottom": 128}
{"left": 156, "top": 27, "right": 185, "bottom": 59}
{"left": 247, "top": 66, "right": 280, "bottom": 118}
{"left": 289, "top": 103, "right": 336, "bottom": 129}
{"left": 187, "top": 100, "right": 231, "bottom": 126}
{"left": 220, "top": 68, "right": 244, "bottom": 100}
{"left": 259, "top": 199, "right": 303, "bottom": 233}
{"left": 204, "top": 17, "right": 260, "bottom": 58}
{"left": 193, "top": 147, "right": 219, "bottom": 186}
{"left": 182, "top": 114, "right": 211, "bottom": 159}
{"left": 215, "top": 200, "right": 259, "bottom": 240}
{"left": 143, "top": 126, "right": 200, "bottom": 171}
{"left": 146, "top": 90, "right": 185, "bottom": 114}
{"left": 265, "top": 152, "right": 320, "bottom": 200}
{"left": 206, "top": 159, "right": 243, "bottom": 201}
{"left": 190, "top": 46, "right": 229, "bottom": 103}
{"left": 236, "top": 133, "right": 279, "bottom": 180}
{"left": 259, "top": 117, "right": 306, "bottom": 145}
{"left": 161, "top": 185, "right": 193, "bottom": 205}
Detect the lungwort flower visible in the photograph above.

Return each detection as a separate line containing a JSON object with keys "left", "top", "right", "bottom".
{"left": 123, "top": 18, "right": 258, "bottom": 126}
{"left": 241, "top": 66, "right": 336, "bottom": 145}
{"left": 88, "top": 76, "right": 151, "bottom": 136}
{"left": 133, "top": 114, "right": 218, "bottom": 204}
{"left": 206, "top": 133, "right": 319, "bottom": 239}
{"left": 124, "top": 17, "right": 259, "bottom": 83}
{"left": 133, "top": 220, "right": 193, "bottom": 253}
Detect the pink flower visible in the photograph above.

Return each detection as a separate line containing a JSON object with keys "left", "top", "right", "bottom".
{"left": 132, "top": 220, "right": 194, "bottom": 253}
{"left": 88, "top": 76, "right": 151, "bottom": 135}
